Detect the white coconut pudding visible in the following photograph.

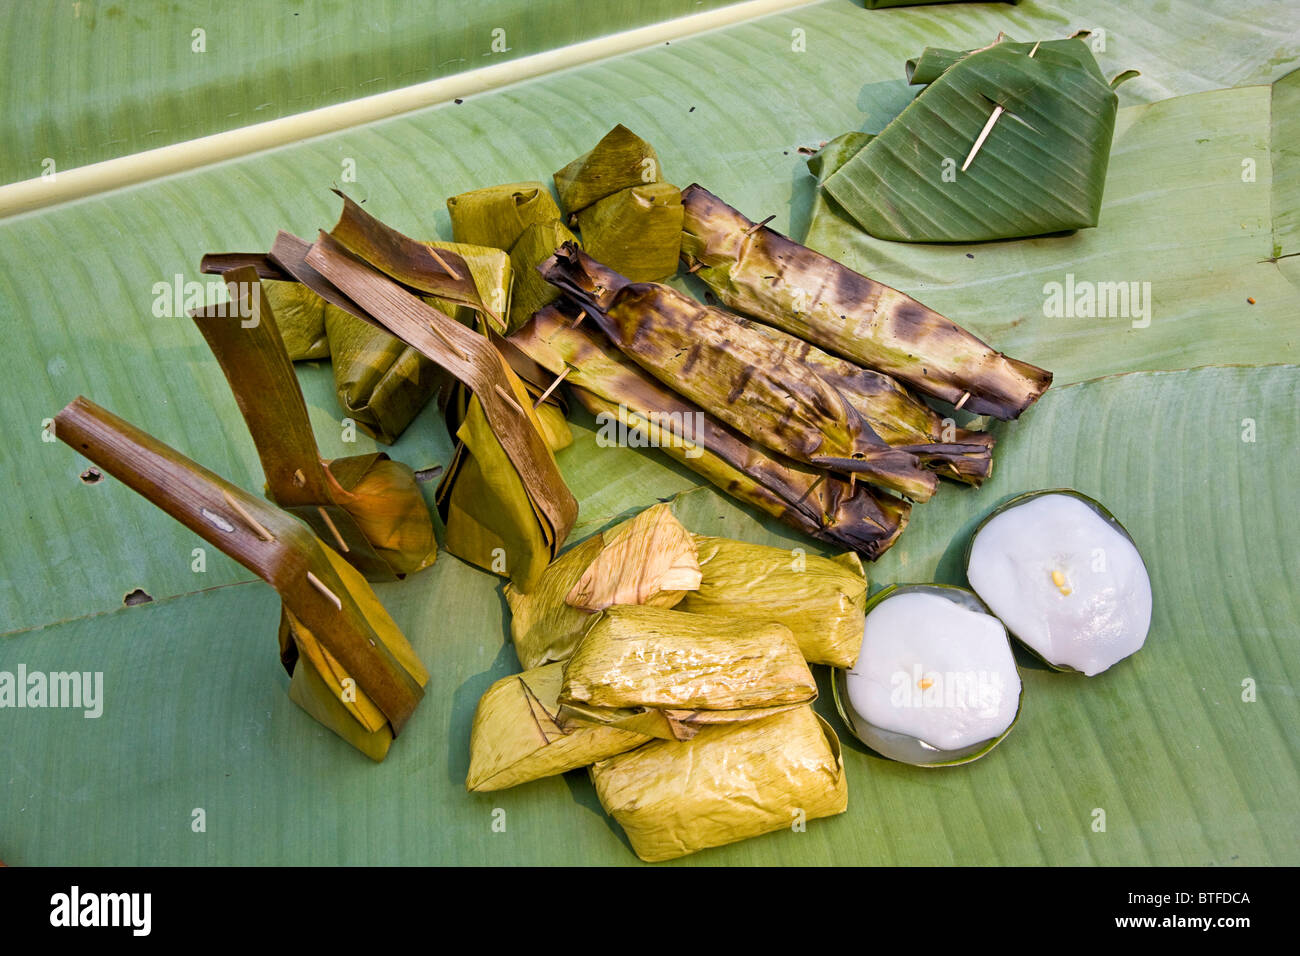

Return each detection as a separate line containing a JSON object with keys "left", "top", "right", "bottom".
{"left": 836, "top": 586, "right": 1022, "bottom": 766}
{"left": 966, "top": 491, "right": 1152, "bottom": 677}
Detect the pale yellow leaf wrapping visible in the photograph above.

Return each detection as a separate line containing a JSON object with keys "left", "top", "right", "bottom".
{"left": 590, "top": 706, "right": 848, "bottom": 862}
{"left": 565, "top": 502, "right": 701, "bottom": 611}
{"left": 676, "top": 535, "right": 868, "bottom": 668}
{"left": 466, "top": 662, "right": 649, "bottom": 792}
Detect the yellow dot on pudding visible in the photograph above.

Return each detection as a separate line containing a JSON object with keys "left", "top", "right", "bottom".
{"left": 918, "top": 678, "right": 934, "bottom": 690}
{"left": 1051, "top": 570, "right": 1073, "bottom": 596}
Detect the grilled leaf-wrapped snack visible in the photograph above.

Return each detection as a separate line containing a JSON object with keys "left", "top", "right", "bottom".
{"left": 590, "top": 705, "right": 848, "bottom": 861}
{"left": 446, "top": 181, "right": 562, "bottom": 251}
{"left": 677, "top": 535, "right": 867, "bottom": 668}
{"left": 504, "top": 533, "right": 606, "bottom": 669}
{"left": 507, "top": 219, "right": 579, "bottom": 333}
{"left": 509, "top": 304, "right": 911, "bottom": 558}
{"left": 191, "top": 267, "right": 437, "bottom": 580}
{"left": 680, "top": 184, "right": 1052, "bottom": 420}
{"left": 558, "top": 605, "right": 817, "bottom": 740}
{"left": 262, "top": 280, "right": 330, "bottom": 360}
{"left": 574, "top": 181, "right": 683, "bottom": 282}
{"left": 297, "top": 228, "right": 577, "bottom": 592}
{"left": 54, "top": 397, "right": 428, "bottom": 762}
{"left": 466, "top": 662, "right": 650, "bottom": 791}
{"left": 540, "top": 245, "right": 937, "bottom": 500}
{"left": 739, "top": 319, "right": 994, "bottom": 485}
{"left": 553, "top": 123, "right": 662, "bottom": 216}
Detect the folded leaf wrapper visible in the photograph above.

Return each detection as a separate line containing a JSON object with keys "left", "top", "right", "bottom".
{"left": 558, "top": 605, "right": 817, "bottom": 740}
{"left": 820, "top": 35, "right": 1123, "bottom": 242}
{"left": 507, "top": 219, "right": 579, "bottom": 333}
{"left": 553, "top": 123, "right": 663, "bottom": 216}
{"left": 574, "top": 181, "right": 683, "bottom": 282}
{"left": 262, "top": 279, "right": 330, "bottom": 360}
{"left": 677, "top": 536, "right": 867, "bottom": 668}
{"left": 504, "top": 533, "right": 605, "bottom": 669}
{"left": 191, "top": 267, "right": 437, "bottom": 580}
{"left": 680, "top": 184, "right": 1052, "bottom": 420}
{"left": 590, "top": 705, "right": 848, "bottom": 861}
{"left": 509, "top": 304, "right": 911, "bottom": 558}
{"left": 564, "top": 502, "right": 700, "bottom": 611}
{"left": 446, "top": 181, "right": 562, "bottom": 251}
{"left": 54, "top": 397, "right": 428, "bottom": 762}
{"left": 466, "top": 662, "right": 650, "bottom": 791}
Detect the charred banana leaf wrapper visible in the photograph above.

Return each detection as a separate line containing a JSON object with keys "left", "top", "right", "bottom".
{"left": 553, "top": 124, "right": 682, "bottom": 282}
{"left": 677, "top": 535, "right": 868, "bottom": 668}
{"left": 466, "top": 662, "right": 650, "bottom": 792}
{"left": 508, "top": 304, "right": 911, "bottom": 558}
{"left": 738, "top": 319, "right": 994, "bottom": 485}
{"left": 590, "top": 705, "right": 848, "bottom": 862}
{"left": 557, "top": 605, "right": 817, "bottom": 741}
{"left": 821, "top": 35, "right": 1126, "bottom": 242}
{"left": 679, "top": 185, "right": 1052, "bottom": 420}
{"left": 191, "top": 267, "right": 437, "bottom": 580}
{"left": 279, "top": 212, "right": 576, "bottom": 594}
{"left": 508, "top": 219, "right": 580, "bottom": 333}
{"left": 199, "top": 252, "right": 442, "bottom": 444}
{"left": 54, "top": 397, "right": 428, "bottom": 761}
{"left": 539, "top": 244, "right": 937, "bottom": 501}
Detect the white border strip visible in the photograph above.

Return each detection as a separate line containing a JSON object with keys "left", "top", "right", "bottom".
{"left": 0, "top": 0, "right": 816, "bottom": 220}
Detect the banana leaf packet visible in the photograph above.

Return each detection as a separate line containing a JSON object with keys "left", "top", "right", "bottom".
{"left": 466, "top": 662, "right": 650, "bottom": 791}
{"left": 554, "top": 124, "right": 682, "bottom": 281}
{"left": 447, "top": 181, "right": 562, "bottom": 252}
{"left": 590, "top": 705, "right": 848, "bottom": 862}
{"left": 676, "top": 535, "right": 868, "bottom": 668}
{"left": 55, "top": 397, "right": 429, "bottom": 762}
{"left": 819, "top": 34, "right": 1133, "bottom": 242}
{"left": 557, "top": 605, "right": 817, "bottom": 741}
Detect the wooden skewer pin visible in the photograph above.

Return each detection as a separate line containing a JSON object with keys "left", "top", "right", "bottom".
{"left": 221, "top": 490, "right": 274, "bottom": 542}
{"left": 954, "top": 391, "right": 971, "bottom": 411}
{"left": 427, "top": 248, "right": 461, "bottom": 280}
{"left": 316, "top": 506, "right": 350, "bottom": 553}
{"left": 306, "top": 571, "right": 343, "bottom": 610}
{"left": 494, "top": 383, "right": 525, "bottom": 415}
{"left": 744, "top": 215, "right": 775, "bottom": 237}
{"left": 962, "top": 41, "right": 1040, "bottom": 173}
{"left": 532, "top": 367, "right": 571, "bottom": 409}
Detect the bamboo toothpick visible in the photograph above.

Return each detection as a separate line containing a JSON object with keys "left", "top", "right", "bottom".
{"left": 292, "top": 469, "right": 307, "bottom": 487}
{"left": 317, "top": 506, "right": 350, "bottom": 553}
{"left": 427, "top": 247, "right": 461, "bottom": 280}
{"left": 962, "top": 41, "right": 1039, "bottom": 172}
{"left": 306, "top": 571, "right": 343, "bottom": 610}
{"left": 494, "top": 383, "right": 525, "bottom": 415}
{"left": 954, "top": 391, "right": 971, "bottom": 411}
{"left": 221, "top": 489, "right": 274, "bottom": 541}
{"left": 532, "top": 367, "right": 571, "bottom": 408}
{"left": 686, "top": 261, "right": 704, "bottom": 274}
{"left": 429, "top": 319, "right": 472, "bottom": 362}
{"left": 744, "top": 214, "right": 775, "bottom": 237}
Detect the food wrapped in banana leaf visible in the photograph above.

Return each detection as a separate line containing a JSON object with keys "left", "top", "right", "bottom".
{"left": 261, "top": 280, "right": 330, "bottom": 360}
{"left": 466, "top": 662, "right": 650, "bottom": 792}
{"left": 191, "top": 267, "right": 437, "bottom": 580}
{"left": 290, "top": 223, "right": 577, "bottom": 593}
{"left": 590, "top": 705, "right": 848, "bottom": 861}
{"left": 739, "top": 319, "right": 994, "bottom": 485}
{"left": 679, "top": 184, "right": 1052, "bottom": 420}
{"left": 54, "top": 397, "right": 428, "bottom": 762}
{"left": 509, "top": 304, "right": 911, "bottom": 558}
{"left": 574, "top": 181, "right": 683, "bottom": 282}
{"left": 677, "top": 536, "right": 867, "bottom": 668}
{"left": 540, "top": 245, "right": 937, "bottom": 501}
{"left": 503, "top": 532, "right": 606, "bottom": 669}
{"left": 552, "top": 123, "right": 663, "bottom": 216}
{"left": 446, "top": 181, "right": 562, "bottom": 251}
{"left": 507, "top": 219, "right": 579, "bottom": 333}
{"left": 564, "top": 502, "right": 700, "bottom": 611}
{"left": 558, "top": 605, "right": 817, "bottom": 740}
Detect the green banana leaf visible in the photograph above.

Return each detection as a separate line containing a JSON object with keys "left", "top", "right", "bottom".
{"left": 2, "top": 0, "right": 1299, "bottom": 865}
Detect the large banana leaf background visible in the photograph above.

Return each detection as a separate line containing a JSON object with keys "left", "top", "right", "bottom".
{"left": 2, "top": 0, "right": 1297, "bottom": 865}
